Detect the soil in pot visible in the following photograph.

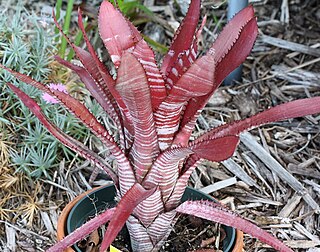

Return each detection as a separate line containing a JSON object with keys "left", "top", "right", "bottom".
{"left": 75, "top": 214, "right": 228, "bottom": 252}
{"left": 160, "top": 214, "right": 227, "bottom": 252}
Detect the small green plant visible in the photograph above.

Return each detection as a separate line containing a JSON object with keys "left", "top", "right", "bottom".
{"left": 0, "top": 5, "right": 91, "bottom": 178}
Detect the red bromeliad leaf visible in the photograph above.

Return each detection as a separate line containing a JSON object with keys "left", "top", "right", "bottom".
{"left": 197, "top": 97, "right": 320, "bottom": 142}
{"left": 115, "top": 52, "right": 159, "bottom": 183}
{"left": 48, "top": 89, "right": 136, "bottom": 192}
{"left": 213, "top": 18, "right": 258, "bottom": 86}
{"left": 0, "top": 64, "right": 52, "bottom": 94}
{"left": 47, "top": 208, "right": 115, "bottom": 252}
{"left": 77, "top": 9, "right": 123, "bottom": 108}
{"left": 98, "top": 2, "right": 167, "bottom": 110}
{"left": 165, "top": 161, "right": 198, "bottom": 210}
{"left": 54, "top": 10, "right": 129, "bottom": 126}
{"left": 161, "top": 0, "right": 201, "bottom": 76}
{"left": 211, "top": 6, "right": 255, "bottom": 74}
{"left": 54, "top": 56, "right": 123, "bottom": 134}
{"left": 165, "top": 15, "right": 206, "bottom": 90}
{"left": 126, "top": 211, "right": 178, "bottom": 251}
{"left": 126, "top": 215, "right": 154, "bottom": 250}
{"left": 165, "top": 136, "right": 239, "bottom": 209}
{"left": 132, "top": 39, "right": 167, "bottom": 110}
{"left": 175, "top": 7, "right": 258, "bottom": 145}
{"left": 97, "top": 3, "right": 167, "bottom": 138}
{"left": 190, "top": 136, "right": 239, "bottom": 161}
{"left": 54, "top": 11, "right": 134, "bottom": 147}
{"left": 133, "top": 189, "right": 164, "bottom": 226}
{"left": 165, "top": 42, "right": 197, "bottom": 91}
{"left": 1, "top": 65, "right": 136, "bottom": 191}
{"left": 7, "top": 83, "right": 119, "bottom": 184}
{"left": 100, "top": 183, "right": 157, "bottom": 251}
{"left": 155, "top": 55, "right": 215, "bottom": 150}
{"left": 143, "top": 147, "right": 193, "bottom": 203}
{"left": 98, "top": 1, "right": 136, "bottom": 68}
{"left": 147, "top": 211, "right": 177, "bottom": 246}
{"left": 177, "top": 201, "right": 294, "bottom": 252}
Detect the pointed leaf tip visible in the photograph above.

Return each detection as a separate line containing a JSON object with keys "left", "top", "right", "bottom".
{"left": 99, "top": 0, "right": 136, "bottom": 67}
{"left": 211, "top": 5, "right": 258, "bottom": 85}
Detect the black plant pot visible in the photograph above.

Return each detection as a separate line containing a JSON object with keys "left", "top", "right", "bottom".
{"left": 66, "top": 184, "right": 238, "bottom": 251}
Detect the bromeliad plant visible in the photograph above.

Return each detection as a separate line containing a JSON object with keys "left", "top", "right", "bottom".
{"left": 1, "top": 0, "right": 320, "bottom": 251}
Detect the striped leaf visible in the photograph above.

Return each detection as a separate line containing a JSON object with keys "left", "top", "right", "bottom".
{"left": 143, "top": 147, "right": 193, "bottom": 202}
{"left": 100, "top": 183, "right": 157, "bottom": 251}
{"left": 176, "top": 7, "right": 258, "bottom": 145}
{"left": 132, "top": 39, "right": 167, "bottom": 110}
{"left": 197, "top": 97, "right": 320, "bottom": 142}
{"left": 164, "top": 16, "right": 206, "bottom": 90}
{"left": 155, "top": 55, "right": 215, "bottom": 150}
{"left": 161, "top": 0, "right": 201, "bottom": 76}
{"left": 98, "top": 1, "right": 136, "bottom": 67}
{"left": 116, "top": 52, "right": 159, "bottom": 182}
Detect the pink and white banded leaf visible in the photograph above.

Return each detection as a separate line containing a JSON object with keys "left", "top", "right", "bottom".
{"left": 132, "top": 39, "right": 167, "bottom": 110}
{"left": 98, "top": 1, "right": 136, "bottom": 68}
{"left": 165, "top": 136, "right": 239, "bottom": 209}
{"left": 155, "top": 54, "right": 215, "bottom": 150}
{"left": 147, "top": 211, "right": 177, "bottom": 245}
{"left": 54, "top": 11, "right": 134, "bottom": 146}
{"left": 100, "top": 183, "right": 157, "bottom": 251}
{"left": 177, "top": 200, "right": 294, "bottom": 252}
{"left": 143, "top": 147, "right": 193, "bottom": 202}
{"left": 54, "top": 56, "right": 121, "bottom": 126}
{"left": 161, "top": 0, "right": 201, "bottom": 76}
{"left": 47, "top": 89, "right": 135, "bottom": 189}
{"left": 165, "top": 161, "right": 199, "bottom": 210}
{"left": 47, "top": 208, "right": 115, "bottom": 252}
{"left": 115, "top": 52, "right": 159, "bottom": 183}
{"left": 165, "top": 44, "right": 197, "bottom": 91}
{"left": 133, "top": 189, "right": 164, "bottom": 226}
{"left": 197, "top": 96, "right": 320, "bottom": 143}
{"left": 98, "top": 2, "right": 167, "bottom": 110}
{"left": 7, "top": 83, "right": 119, "bottom": 184}
{"left": 164, "top": 15, "right": 206, "bottom": 90}
{"left": 126, "top": 216, "right": 154, "bottom": 251}
{"left": 176, "top": 7, "right": 258, "bottom": 144}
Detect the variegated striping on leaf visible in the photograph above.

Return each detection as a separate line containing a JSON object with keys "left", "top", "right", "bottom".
{"left": 161, "top": 0, "right": 201, "bottom": 76}
{"left": 116, "top": 52, "right": 159, "bottom": 183}
{"left": 177, "top": 11, "right": 258, "bottom": 144}
{"left": 132, "top": 39, "right": 167, "bottom": 110}
{"left": 155, "top": 55, "right": 215, "bottom": 150}
{"left": 133, "top": 189, "right": 164, "bottom": 226}
{"left": 143, "top": 147, "right": 193, "bottom": 203}
{"left": 100, "top": 183, "right": 157, "bottom": 251}
{"left": 98, "top": 1, "right": 137, "bottom": 68}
